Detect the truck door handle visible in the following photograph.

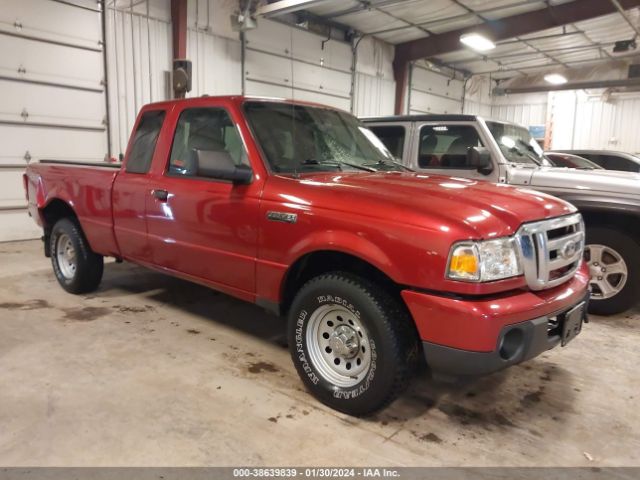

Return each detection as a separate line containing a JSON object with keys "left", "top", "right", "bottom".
{"left": 152, "top": 189, "right": 169, "bottom": 201}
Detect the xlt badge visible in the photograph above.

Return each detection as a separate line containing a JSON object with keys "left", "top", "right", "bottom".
{"left": 266, "top": 211, "right": 297, "bottom": 224}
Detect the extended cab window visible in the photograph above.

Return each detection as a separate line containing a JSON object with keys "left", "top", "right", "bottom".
{"left": 125, "top": 110, "right": 166, "bottom": 174}
{"left": 368, "top": 125, "right": 405, "bottom": 159}
{"left": 168, "top": 108, "right": 247, "bottom": 177}
{"left": 418, "top": 125, "right": 483, "bottom": 168}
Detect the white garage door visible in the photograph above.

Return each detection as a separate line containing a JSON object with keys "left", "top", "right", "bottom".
{"left": 245, "top": 19, "right": 352, "bottom": 111}
{"left": 0, "top": 0, "right": 108, "bottom": 242}
{"left": 409, "top": 65, "right": 463, "bottom": 115}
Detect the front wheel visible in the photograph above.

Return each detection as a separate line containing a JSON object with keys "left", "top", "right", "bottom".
{"left": 287, "top": 272, "right": 418, "bottom": 416}
{"left": 585, "top": 227, "right": 640, "bottom": 315}
{"left": 50, "top": 218, "right": 104, "bottom": 294}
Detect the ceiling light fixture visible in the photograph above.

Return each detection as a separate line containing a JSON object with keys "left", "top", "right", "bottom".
{"left": 460, "top": 33, "right": 496, "bottom": 52}
{"left": 544, "top": 73, "right": 568, "bottom": 85}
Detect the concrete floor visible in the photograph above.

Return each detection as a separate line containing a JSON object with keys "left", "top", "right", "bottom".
{"left": 0, "top": 239, "right": 638, "bottom": 467}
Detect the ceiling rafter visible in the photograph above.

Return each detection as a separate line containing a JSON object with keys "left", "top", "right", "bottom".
{"left": 394, "top": 0, "right": 640, "bottom": 64}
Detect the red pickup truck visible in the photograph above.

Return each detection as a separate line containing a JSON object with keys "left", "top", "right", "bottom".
{"left": 24, "top": 96, "right": 589, "bottom": 415}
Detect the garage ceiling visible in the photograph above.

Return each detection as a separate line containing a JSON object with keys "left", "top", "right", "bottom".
{"left": 271, "top": 0, "right": 640, "bottom": 80}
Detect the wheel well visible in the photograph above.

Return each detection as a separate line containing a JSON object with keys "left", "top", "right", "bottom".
{"left": 40, "top": 199, "right": 78, "bottom": 256}
{"left": 280, "top": 250, "right": 400, "bottom": 316}
{"left": 581, "top": 210, "right": 640, "bottom": 239}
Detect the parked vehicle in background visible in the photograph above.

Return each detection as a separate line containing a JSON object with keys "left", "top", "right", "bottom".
{"left": 363, "top": 114, "right": 640, "bottom": 315}
{"left": 24, "top": 97, "right": 589, "bottom": 415}
{"left": 546, "top": 152, "right": 603, "bottom": 170}
{"left": 554, "top": 150, "right": 640, "bottom": 173}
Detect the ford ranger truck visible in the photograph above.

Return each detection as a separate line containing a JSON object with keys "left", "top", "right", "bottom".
{"left": 364, "top": 115, "right": 639, "bottom": 316}
{"left": 24, "top": 97, "right": 589, "bottom": 415}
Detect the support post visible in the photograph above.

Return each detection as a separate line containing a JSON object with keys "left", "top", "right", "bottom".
{"left": 171, "top": 0, "right": 188, "bottom": 98}
{"left": 393, "top": 60, "right": 409, "bottom": 115}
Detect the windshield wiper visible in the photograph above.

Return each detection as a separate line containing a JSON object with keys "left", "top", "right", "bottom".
{"left": 515, "top": 139, "right": 545, "bottom": 165}
{"left": 300, "top": 158, "right": 342, "bottom": 170}
{"left": 337, "top": 160, "right": 377, "bottom": 172}
{"left": 507, "top": 144, "right": 542, "bottom": 166}
{"left": 362, "top": 159, "right": 413, "bottom": 172}
{"left": 300, "top": 158, "right": 376, "bottom": 172}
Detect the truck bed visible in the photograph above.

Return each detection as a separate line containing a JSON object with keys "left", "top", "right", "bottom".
{"left": 25, "top": 160, "right": 121, "bottom": 257}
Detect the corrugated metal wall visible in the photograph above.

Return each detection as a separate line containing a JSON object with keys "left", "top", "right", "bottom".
{"left": 353, "top": 37, "right": 395, "bottom": 117}
{"left": 550, "top": 90, "right": 640, "bottom": 153}
{"left": 463, "top": 75, "right": 492, "bottom": 117}
{"left": 105, "top": 0, "right": 172, "bottom": 157}
{"left": 490, "top": 92, "right": 548, "bottom": 127}
{"left": 187, "top": 0, "right": 241, "bottom": 97}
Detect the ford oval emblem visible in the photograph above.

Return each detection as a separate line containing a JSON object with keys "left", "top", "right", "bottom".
{"left": 560, "top": 240, "right": 578, "bottom": 259}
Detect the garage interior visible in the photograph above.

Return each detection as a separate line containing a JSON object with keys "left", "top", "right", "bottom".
{"left": 1, "top": 0, "right": 640, "bottom": 469}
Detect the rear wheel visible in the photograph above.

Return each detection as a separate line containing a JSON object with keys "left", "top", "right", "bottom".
{"left": 50, "top": 218, "right": 103, "bottom": 294}
{"left": 585, "top": 227, "right": 640, "bottom": 315}
{"left": 287, "top": 272, "right": 418, "bottom": 416}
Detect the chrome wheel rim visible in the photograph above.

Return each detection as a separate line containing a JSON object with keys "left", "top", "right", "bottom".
{"left": 585, "top": 244, "right": 628, "bottom": 300}
{"left": 56, "top": 233, "right": 77, "bottom": 280}
{"left": 306, "top": 304, "right": 372, "bottom": 388}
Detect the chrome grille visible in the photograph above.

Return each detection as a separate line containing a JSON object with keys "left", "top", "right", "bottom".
{"left": 516, "top": 213, "right": 584, "bottom": 290}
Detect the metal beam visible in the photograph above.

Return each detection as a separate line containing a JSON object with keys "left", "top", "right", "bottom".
{"left": 171, "top": 0, "right": 187, "bottom": 59}
{"left": 495, "top": 77, "right": 640, "bottom": 94}
{"left": 257, "top": 0, "right": 330, "bottom": 18}
{"left": 395, "top": 0, "right": 640, "bottom": 64}
{"left": 390, "top": 0, "right": 640, "bottom": 113}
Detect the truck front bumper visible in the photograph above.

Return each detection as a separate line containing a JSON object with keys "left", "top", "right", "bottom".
{"left": 401, "top": 262, "right": 590, "bottom": 376}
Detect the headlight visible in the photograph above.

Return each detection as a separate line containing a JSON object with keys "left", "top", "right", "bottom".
{"left": 447, "top": 237, "right": 522, "bottom": 282}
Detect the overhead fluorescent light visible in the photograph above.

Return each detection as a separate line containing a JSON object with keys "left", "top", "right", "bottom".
{"left": 460, "top": 33, "right": 496, "bottom": 52}
{"left": 544, "top": 73, "right": 568, "bottom": 85}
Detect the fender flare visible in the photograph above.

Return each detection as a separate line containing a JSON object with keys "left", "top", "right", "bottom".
{"left": 284, "top": 229, "right": 403, "bottom": 283}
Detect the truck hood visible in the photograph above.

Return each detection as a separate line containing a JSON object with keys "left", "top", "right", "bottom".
{"left": 280, "top": 172, "right": 575, "bottom": 239}
{"left": 530, "top": 167, "right": 640, "bottom": 195}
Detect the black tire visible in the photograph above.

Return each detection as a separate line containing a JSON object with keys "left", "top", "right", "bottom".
{"left": 287, "top": 272, "right": 418, "bottom": 416}
{"left": 50, "top": 218, "right": 103, "bottom": 294}
{"left": 585, "top": 227, "right": 640, "bottom": 315}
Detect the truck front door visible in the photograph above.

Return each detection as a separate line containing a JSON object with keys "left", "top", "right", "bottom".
{"left": 145, "top": 105, "right": 260, "bottom": 299}
{"left": 113, "top": 109, "right": 166, "bottom": 262}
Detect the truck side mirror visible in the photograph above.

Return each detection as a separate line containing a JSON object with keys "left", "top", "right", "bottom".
{"left": 467, "top": 146, "right": 493, "bottom": 175}
{"left": 195, "top": 150, "right": 253, "bottom": 184}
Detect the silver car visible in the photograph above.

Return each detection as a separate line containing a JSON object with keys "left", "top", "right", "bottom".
{"left": 553, "top": 150, "right": 640, "bottom": 173}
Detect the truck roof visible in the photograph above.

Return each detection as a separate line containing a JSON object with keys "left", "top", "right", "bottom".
{"left": 143, "top": 95, "right": 348, "bottom": 113}
{"left": 361, "top": 114, "right": 480, "bottom": 123}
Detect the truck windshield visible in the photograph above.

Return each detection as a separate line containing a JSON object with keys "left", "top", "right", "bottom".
{"left": 486, "top": 121, "right": 552, "bottom": 166}
{"left": 244, "top": 101, "right": 404, "bottom": 174}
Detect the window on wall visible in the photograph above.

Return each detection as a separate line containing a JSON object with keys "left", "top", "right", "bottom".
{"left": 418, "top": 124, "right": 483, "bottom": 169}
{"left": 125, "top": 110, "right": 166, "bottom": 174}
{"left": 168, "top": 108, "right": 247, "bottom": 177}
{"left": 367, "top": 125, "right": 406, "bottom": 159}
